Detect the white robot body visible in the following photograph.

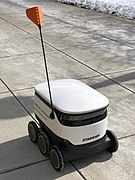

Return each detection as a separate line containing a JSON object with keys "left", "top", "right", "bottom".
{"left": 34, "top": 79, "right": 109, "bottom": 145}
{"left": 28, "top": 79, "right": 119, "bottom": 171}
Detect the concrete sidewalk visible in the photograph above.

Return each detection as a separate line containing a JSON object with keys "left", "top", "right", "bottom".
{"left": 0, "top": 0, "right": 135, "bottom": 179}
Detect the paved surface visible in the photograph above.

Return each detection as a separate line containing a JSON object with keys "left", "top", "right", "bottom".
{"left": 0, "top": 0, "right": 135, "bottom": 179}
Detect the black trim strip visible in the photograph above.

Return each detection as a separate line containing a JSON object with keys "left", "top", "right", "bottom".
{"left": 59, "top": 110, "right": 107, "bottom": 127}
{"left": 35, "top": 91, "right": 51, "bottom": 108}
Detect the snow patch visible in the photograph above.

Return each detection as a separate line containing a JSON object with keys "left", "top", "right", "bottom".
{"left": 55, "top": 0, "right": 135, "bottom": 19}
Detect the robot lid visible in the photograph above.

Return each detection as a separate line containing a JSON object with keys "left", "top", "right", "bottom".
{"left": 35, "top": 79, "right": 109, "bottom": 114}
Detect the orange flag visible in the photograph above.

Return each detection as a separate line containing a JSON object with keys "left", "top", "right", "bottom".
{"left": 26, "top": 6, "right": 43, "bottom": 27}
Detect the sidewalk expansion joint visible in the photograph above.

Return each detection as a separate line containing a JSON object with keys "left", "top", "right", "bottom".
{"left": 118, "top": 133, "right": 135, "bottom": 140}
{"left": 0, "top": 52, "right": 42, "bottom": 59}
{"left": 0, "top": 159, "right": 48, "bottom": 175}
{"left": 0, "top": 85, "right": 34, "bottom": 95}
{"left": 77, "top": 75, "right": 101, "bottom": 80}
{"left": 104, "top": 68, "right": 135, "bottom": 76}
{"left": 0, "top": 78, "right": 39, "bottom": 125}
{"left": 12, "top": 86, "right": 34, "bottom": 93}
{"left": 70, "top": 161, "right": 94, "bottom": 180}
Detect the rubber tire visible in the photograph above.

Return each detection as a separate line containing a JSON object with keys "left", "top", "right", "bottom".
{"left": 28, "top": 121, "right": 39, "bottom": 143}
{"left": 38, "top": 131, "right": 50, "bottom": 156}
{"left": 50, "top": 146, "right": 64, "bottom": 171}
{"left": 107, "top": 130, "right": 119, "bottom": 153}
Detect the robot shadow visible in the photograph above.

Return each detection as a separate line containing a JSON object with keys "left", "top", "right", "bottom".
{"left": 0, "top": 95, "right": 34, "bottom": 119}
{"left": 0, "top": 136, "right": 112, "bottom": 179}
{"left": 0, "top": 93, "right": 113, "bottom": 178}
{"left": 70, "top": 149, "right": 112, "bottom": 169}
{"left": 91, "top": 71, "right": 135, "bottom": 90}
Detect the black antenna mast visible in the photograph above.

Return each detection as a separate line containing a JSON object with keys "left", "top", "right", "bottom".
{"left": 26, "top": 6, "right": 54, "bottom": 119}
{"left": 38, "top": 25, "right": 54, "bottom": 119}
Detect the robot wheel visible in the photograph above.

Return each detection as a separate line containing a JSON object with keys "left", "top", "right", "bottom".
{"left": 50, "top": 145, "right": 64, "bottom": 171}
{"left": 37, "top": 131, "right": 50, "bottom": 156}
{"left": 28, "top": 121, "right": 39, "bottom": 143}
{"left": 107, "top": 130, "right": 119, "bottom": 153}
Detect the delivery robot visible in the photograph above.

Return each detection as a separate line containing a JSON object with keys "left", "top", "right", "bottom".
{"left": 26, "top": 6, "right": 119, "bottom": 171}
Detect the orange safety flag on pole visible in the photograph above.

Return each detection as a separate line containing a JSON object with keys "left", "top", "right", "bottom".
{"left": 26, "top": 6, "right": 43, "bottom": 27}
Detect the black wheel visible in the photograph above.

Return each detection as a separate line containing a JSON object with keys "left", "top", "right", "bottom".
{"left": 38, "top": 131, "right": 50, "bottom": 156}
{"left": 28, "top": 121, "right": 39, "bottom": 143}
{"left": 107, "top": 130, "right": 119, "bottom": 153}
{"left": 50, "top": 146, "right": 64, "bottom": 171}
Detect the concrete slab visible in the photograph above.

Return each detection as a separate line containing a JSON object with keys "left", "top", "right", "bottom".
{"left": 0, "top": 12, "right": 85, "bottom": 50}
{"left": 64, "top": 44, "right": 135, "bottom": 74}
{"left": 0, "top": 2, "right": 82, "bottom": 51}
{"left": 1, "top": 0, "right": 135, "bottom": 49}
{"left": 0, "top": 0, "right": 24, "bottom": 14}
{"left": 47, "top": 51, "right": 97, "bottom": 79}
{"left": 0, "top": 160, "right": 84, "bottom": 180}
{"left": 4, "top": 0, "right": 135, "bottom": 48}
{"left": 0, "top": 54, "right": 54, "bottom": 90}
{"left": 44, "top": 2, "right": 135, "bottom": 48}
{"left": 0, "top": 136, "right": 47, "bottom": 174}
{"left": 0, "top": 92, "right": 29, "bottom": 143}
{"left": 0, "top": 51, "right": 97, "bottom": 91}
{"left": 0, "top": 19, "right": 54, "bottom": 58}
{"left": 80, "top": 76, "right": 135, "bottom": 138}
{"left": 94, "top": 19, "right": 135, "bottom": 48}
{"left": 1, "top": 1, "right": 134, "bottom": 77}
{"left": 0, "top": 18, "right": 27, "bottom": 38}
{"left": 72, "top": 136, "right": 135, "bottom": 180}
{"left": 44, "top": 3, "right": 135, "bottom": 47}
